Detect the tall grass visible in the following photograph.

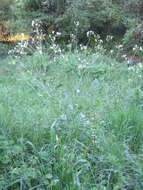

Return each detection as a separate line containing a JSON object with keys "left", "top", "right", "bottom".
{"left": 0, "top": 52, "right": 143, "bottom": 189}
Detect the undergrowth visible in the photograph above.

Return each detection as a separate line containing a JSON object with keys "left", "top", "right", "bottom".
{"left": 0, "top": 52, "right": 143, "bottom": 189}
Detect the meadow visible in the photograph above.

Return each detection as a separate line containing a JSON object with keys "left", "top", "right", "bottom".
{"left": 0, "top": 50, "right": 143, "bottom": 189}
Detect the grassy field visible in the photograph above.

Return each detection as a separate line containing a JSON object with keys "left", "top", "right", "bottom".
{"left": 0, "top": 52, "right": 143, "bottom": 189}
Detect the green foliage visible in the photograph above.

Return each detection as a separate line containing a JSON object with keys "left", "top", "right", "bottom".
{"left": 20, "top": 0, "right": 140, "bottom": 36}
{"left": 123, "top": 23, "right": 143, "bottom": 51}
{"left": 1, "top": 0, "right": 143, "bottom": 49}
{"left": 0, "top": 0, "right": 13, "bottom": 21}
{"left": 0, "top": 52, "right": 143, "bottom": 189}
{"left": 0, "top": 1, "right": 143, "bottom": 189}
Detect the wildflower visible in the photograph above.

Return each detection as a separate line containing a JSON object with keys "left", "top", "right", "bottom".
{"left": 56, "top": 32, "right": 61, "bottom": 36}
{"left": 118, "top": 45, "right": 122, "bottom": 48}
{"left": 138, "top": 62, "right": 142, "bottom": 68}
{"left": 128, "top": 66, "right": 134, "bottom": 71}
{"left": 133, "top": 45, "right": 138, "bottom": 51}
{"left": 99, "top": 39, "right": 103, "bottom": 44}
{"left": 122, "top": 54, "right": 127, "bottom": 58}
{"left": 87, "top": 31, "right": 95, "bottom": 38}
{"left": 80, "top": 45, "right": 87, "bottom": 51}
{"left": 74, "top": 21, "right": 79, "bottom": 26}
{"left": 106, "top": 35, "right": 113, "bottom": 42}
{"left": 127, "top": 60, "right": 130, "bottom": 65}
{"left": 76, "top": 89, "right": 80, "bottom": 94}
{"left": 32, "top": 20, "right": 35, "bottom": 27}
{"left": 83, "top": 46, "right": 87, "bottom": 50}
{"left": 110, "top": 50, "right": 113, "bottom": 54}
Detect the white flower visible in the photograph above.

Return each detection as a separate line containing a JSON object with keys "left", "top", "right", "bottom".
{"left": 76, "top": 21, "right": 79, "bottom": 26}
{"left": 87, "top": 31, "right": 94, "bottom": 37}
{"left": 80, "top": 45, "right": 87, "bottom": 50}
{"left": 32, "top": 20, "right": 35, "bottom": 27}
{"left": 118, "top": 45, "right": 123, "bottom": 49}
{"left": 138, "top": 62, "right": 142, "bottom": 68}
{"left": 74, "top": 21, "right": 79, "bottom": 26}
{"left": 133, "top": 47, "right": 136, "bottom": 51}
{"left": 133, "top": 45, "right": 138, "bottom": 51}
{"left": 76, "top": 89, "right": 80, "bottom": 94}
{"left": 99, "top": 39, "right": 103, "bottom": 44}
{"left": 128, "top": 66, "right": 134, "bottom": 71}
{"left": 122, "top": 54, "right": 127, "bottom": 58}
{"left": 83, "top": 46, "right": 87, "bottom": 50}
{"left": 56, "top": 32, "right": 61, "bottom": 36}
{"left": 106, "top": 35, "right": 113, "bottom": 41}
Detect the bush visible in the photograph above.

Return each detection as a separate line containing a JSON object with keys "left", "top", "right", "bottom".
{"left": 1, "top": 0, "right": 143, "bottom": 48}
{"left": 123, "top": 22, "right": 143, "bottom": 52}
{"left": 7, "top": 1, "right": 124, "bottom": 37}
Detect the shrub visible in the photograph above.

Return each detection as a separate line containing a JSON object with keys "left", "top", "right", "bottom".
{"left": 1, "top": 0, "right": 143, "bottom": 49}
{"left": 123, "top": 23, "right": 143, "bottom": 52}
{"left": 11, "top": 0, "right": 131, "bottom": 41}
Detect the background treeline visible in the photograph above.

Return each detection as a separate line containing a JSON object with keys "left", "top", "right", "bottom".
{"left": 1, "top": 0, "right": 143, "bottom": 49}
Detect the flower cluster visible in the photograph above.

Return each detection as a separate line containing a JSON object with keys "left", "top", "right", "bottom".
{"left": 8, "top": 20, "right": 45, "bottom": 57}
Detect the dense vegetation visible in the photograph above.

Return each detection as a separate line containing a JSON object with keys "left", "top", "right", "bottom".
{"left": 0, "top": 53, "right": 143, "bottom": 189}
{"left": 0, "top": 0, "right": 143, "bottom": 189}
{"left": 1, "top": 0, "right": 143, "bottom": 48}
